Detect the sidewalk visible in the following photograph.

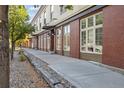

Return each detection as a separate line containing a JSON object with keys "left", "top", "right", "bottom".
{"left": 23, "top": 48, "right": 124, "bottom": 88}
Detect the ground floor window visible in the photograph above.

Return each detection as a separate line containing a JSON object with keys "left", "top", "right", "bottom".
{"left": 80, "top": 12, "right": 103, "bottom": 54}
{"left": 63, "top": 24, "right": 70, "bottom": 51}
{"left": 38, "top": 35, "right": 41, "bottom": 49}
{"left": 56, "top": 28, "right": 62, "bottom": 50}
{"left": 47, "top": 36, "right": 50, "bottom": 51}
{"left": 44, "top": 34, "right": 47, "bottom": 50}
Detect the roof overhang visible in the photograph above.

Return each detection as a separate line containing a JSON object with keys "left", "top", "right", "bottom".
{"left": 42, "top": 25, "right": 55, "bottom": 30}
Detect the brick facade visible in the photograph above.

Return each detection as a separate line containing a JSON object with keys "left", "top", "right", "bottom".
{"left": 102, "top": 6, "right": 124, "bottom": 69}
{"left": 29, "top": 5, "right": 124, "bottom": 69}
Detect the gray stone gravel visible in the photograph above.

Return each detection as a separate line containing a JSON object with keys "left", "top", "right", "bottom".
{"left": 9, "top": 51, "right": 49, "bottom": 88}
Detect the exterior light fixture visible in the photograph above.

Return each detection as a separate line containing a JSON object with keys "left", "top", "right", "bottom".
{"left": 0, "top": 20, "right": 2, "bottom": 23}
{"left": 0, "top": 19, "right": 2, "bottom": 27}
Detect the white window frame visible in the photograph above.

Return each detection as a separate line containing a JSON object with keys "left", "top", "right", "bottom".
{"left": 80, "top": 12, "right": 103, "bottom": 54}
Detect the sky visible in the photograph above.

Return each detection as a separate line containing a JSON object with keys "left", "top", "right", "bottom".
{"left": 25, "top": 5, "right": 40, "bottom": 22}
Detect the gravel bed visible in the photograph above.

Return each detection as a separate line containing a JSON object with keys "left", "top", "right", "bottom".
{"left": 9, "top": 51, "right": 49, "bottom": 88}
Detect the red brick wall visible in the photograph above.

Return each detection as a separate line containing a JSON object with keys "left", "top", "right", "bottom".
{"left": 70, "top": 19, "right": 80, "bottom": 58}
{"left": 102, "top": 6, "right": 124, "bottom": 69}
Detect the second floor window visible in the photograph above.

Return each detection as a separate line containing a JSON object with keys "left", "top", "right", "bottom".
{"left": 63, "top": 24, "right": 70, "bottom": 51}
{"left": 44, "top": 11, "right": 46, "bottom": 25}
{"left": 60, "top": 5, "right": 66, "bottom": 15}
{"left": 50, "top": 5, "right": 54, "bottom": 21}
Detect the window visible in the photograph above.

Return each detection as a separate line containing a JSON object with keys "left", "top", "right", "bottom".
{"left": 44, "top": 11, "right": 46, "bottom": 25}
{"left": 63, "top": 25, "right": 70, "bottom": 51}
{"left": 41, "top": 35, "right": 44, "bottom": 49}
{"left": 88, "top": 17, "right": 93, "bottom": 27}
{"left": 44, "top": 34, "right": 47, "bottom": 49}
{"left": 39, "top": 23, "right": 41, "bottom": 29}
{"left": 50, "top": 5, "right": 54, "bottom": 21}
{"left": 39, "top": 17, "right": 42, "bottom": 30}
{"left": 87, "top": 29, "right": 93, "bottom": 44}
{"left": 80, "top": 13, "right": 103, "bottom": 54}
{"left": 95, "top": 27, "right": 103, "bottom": 45}
{"left": 56, "top": 28, "right": 62, "bottom": 50}
{"left": 95, "top": 13, "right": 103, "bottom": 25}
{"left": 81, "top": 31, "right": 86, "bottom": 46}
{"left": 81, "top": 19, "right": 86, "bottom": 29}
{"left": 60, "top": 5, "right": 66, "bottom": 15}
{"left": 35, "top": 22, "right": 38, "bottom": 31}
{"left": 81, "top": 31, "right": 86, "bottom": 51}
{"left": 47, "top": 36, "right": 50, "bottom": 50}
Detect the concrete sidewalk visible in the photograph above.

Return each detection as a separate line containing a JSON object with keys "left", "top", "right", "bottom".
{"left": 23, "top": 48, "right": 124, "bottom": 88}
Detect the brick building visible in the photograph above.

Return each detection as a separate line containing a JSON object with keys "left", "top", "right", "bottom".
{"left": 29, "top": 5, "right": 124, "bottom": 69}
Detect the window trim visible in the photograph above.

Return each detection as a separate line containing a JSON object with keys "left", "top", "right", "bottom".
{"left": 80, "top": 12, "right": 103, "bottom": 54}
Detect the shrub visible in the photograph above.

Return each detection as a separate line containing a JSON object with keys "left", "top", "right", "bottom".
{"left": 18, "top": 49, "right": 26, "bottom": 62}
{"left": 19, "top": 53, "right": 26, "bottom": 62}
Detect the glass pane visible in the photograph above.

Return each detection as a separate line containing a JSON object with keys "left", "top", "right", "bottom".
{"left": 81, "top": 19, "right": 86, "bottom": 29}
{"left": 95, "top": 27, "right": 103, "bottom": 45}
{"left": 95, "top": 13, "right": 103, "bottom": 25}
{"left": 63, "top": 25, "right": 70, "bottom": 51}
{"left": 88, "top": 17, "right": 93, "bottom": 27}
{"left": 87, "top": 29, "right": 93, "bottom": 43}
{"left": 56, "top": 29, "right": 62, "bottom": 50}
{"left": 51, "top": 5, "right": 54, "bottom": 12}
{"left": 81, "top": 31, "right": 86, "bottom": 45}
{"left": 44, "top": 11, "right": 46, "bottom": 18}
{"left": 88, "top": 47, "right": 94, "bottom": 52}
{"left": 67, "top": 25, "right": 70, "bottom": 50}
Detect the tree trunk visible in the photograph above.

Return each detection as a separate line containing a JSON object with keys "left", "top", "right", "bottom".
{"left": 0, "top": 5, "right": 9, "bottom": 87}
{"left": 11, "top": 41, "right": 15, "bottom": 60}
